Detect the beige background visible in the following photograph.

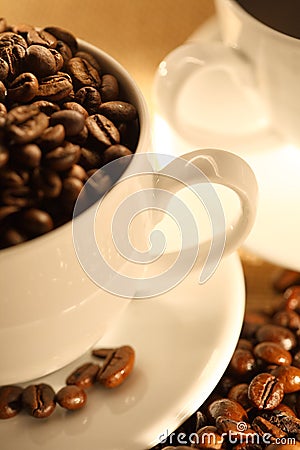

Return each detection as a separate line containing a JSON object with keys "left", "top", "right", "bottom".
{"left": 1, "top": 0, "right": 285, "bottom": 317}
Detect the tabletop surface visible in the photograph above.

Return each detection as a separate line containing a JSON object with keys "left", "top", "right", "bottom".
{"left": 1, "top": 0, "right": 289, "bottom": 443}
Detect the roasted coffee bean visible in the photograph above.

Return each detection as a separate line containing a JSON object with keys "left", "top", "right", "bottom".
{"left": 248, "top": 373, "right": 284, "bottom": 410}
{"left": 79, "top": 147, "right": 103, "bottom": 170}
{"left": 75, "top": 50, "right": 102, "bottom": 73}
{"left": 39, "top": 124, "right": 65, "bottom": 150}
{"left": 43, "top": 142, "right": 80, "bottom": 171}
{"left": 228, "top": 383, "right": 252, "bottom": 410}
{"left": 56, "top": 40, "right": 73, "bottom": 67}
{"left": 63, "top": 163, "right": 87, "bottom": 181}
{"left": 0, "top": 32, "right": 27, "bottom": 78}
{"left": 37, "top": 72, "right": 73, "bottom": 102}
{"left": 252, "top": 416, "right": 287, "bottom": 442}
{"left": 207, "top": 398, "right": 248, "bottom": 423}
{"left": 0, "top": 80, "right": 6, "bottom": 102}
{"left": 0, "top": 103, "right": 7, "bottom": 127}
{"left": 43, "top": 26, "right": 78, "bottom": 55}
{"left": 236, "top": 339, "right": 254, "bottom": 351}
{"left": 6, "top": 105, "right": 49, "bottom": 144}
{"left": 0, "top": 226, "right": 27, "bottom": 247}
{"left": 31, "top": 100, "right": 60, "bottom": 116}
{"left": 25, "top": 45, "right": 63, "bottom": 78}
{"left": 100, "top": 74, "right": 119, "bottom": 102}
{"left": 22, "top": 383, "right": 56, "bottom": 418}
{"left": 272, "top": 309, "right": 300, "bottom": 330}
{"left": 75, "top": 86, "right": 101, "bottom": 114}
{"left": 253, "top": 342, "right": 292, "bottom": 366}
{"left": 241, "top": 312, "right": 270, "bottom": 339}
{"left": 67, "top": 57, "right": 100, "bottom": 90}
{"left": 0, "top": 205, "right": 19, "bottom": 222}
{"left": 7, "top": 72, "right": 39, "bottom": 103}
{"left": 50, "top": 110, "right": 85, "bottom": 136}
{"left": 0, "top": 385, "right": 23, "bottom": 419}
{"left": 26, "top": 29, "right": 57, "bottom": 48}
{"left": 11, "top": 143, "right": 41, "bottom": 168}
{"left": 32, "top": 167, "right": 62, "bottom": 198}
{"left": 0, "top": 167, "right": 28, "bottom": 187}
{"left": 0, "top": 143, "right": 9, "bottom": 168}
{"left": 273, "top": 269, "right": 300, "bottom": 293}
{"left": 97, "top": 345, "right": 135, "bottom": 388}
{"left": 271, "top": 365, "right": 300, "bottom": 393}
{"left": 0, "top": 186, "right": 34, "bottom": 207}
{"left": 60, "top": 176, "right": 83, "bottom": 210}
{"left": 92, "top": 347, "right": 115, "bottom": 359}
{"left": 102, "top": 144, "right": 133, "bottom": 165}
{"left": 0, "top": 57, "right": 9, "bottom": 81}
{"left": 229, "top": 348, "right": 256, "bottom": 378}
{"left": 86, "top": 114, "right": 120, "bottom": 149}
{"left": 55, "top": 385, "right": 87, "bottom": 411}
{"left": 256, "top": 324, "right": 297, "bottom": 351}
{"left": 18, "top": 208, "right": 54, "bottom": 236}
{"left": 62, "top": 101, "right": 88, "bottom": 119}
{"left": 66, "top": 362, "right": 99, "bottom": 389}
{"left": 261, "top": 409, "right": 300, "bottom": 434}
{"left": 99, "top": 100, "right": 137, "bottom": 123}
{"left": 284, "top": 285, "right": 300, "bottom": 311}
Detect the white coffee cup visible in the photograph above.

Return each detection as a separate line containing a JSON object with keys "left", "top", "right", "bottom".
{"left": 0, "top": 38, "right": 258, "bottom": 385}
{"left": 155, "top": 0, "right": 300, "bottom": 148}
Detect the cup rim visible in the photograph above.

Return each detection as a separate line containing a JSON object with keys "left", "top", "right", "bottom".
{"left": 0, "top": 39, "right": 150, "bottom": 259}
{"left": 227, "top": 0, "right": 300, "bottom": 44}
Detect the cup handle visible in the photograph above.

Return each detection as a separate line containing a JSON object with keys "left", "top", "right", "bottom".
{"left": 154, "top": 148, "right": 258, "bottom": 282}
{"left": 154, "top": 41, "right": 271, "bottom": 147}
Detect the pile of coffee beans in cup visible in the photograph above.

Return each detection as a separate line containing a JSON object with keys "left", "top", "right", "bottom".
{"left": 0, "top": 18, "right": 139, "bottom": 249}
{"left": 0, "top": 345, "right": 135, "bottom": 419}
{"left": 152, "top": 279, "right": 300, "bottom": 450}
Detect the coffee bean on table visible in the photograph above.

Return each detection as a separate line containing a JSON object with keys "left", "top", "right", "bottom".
{"left": 96, "top": 345, "right": 135, "bottom": 388}
{"left": 22, "top": 383, "right": 56, "bottom": 418}
{"left": 0, "top": 385, "right": 23, "bottom": 419}
{"left": 55, "top": 385, "right": 87, "bottom": 410}
{"left": 66, "top": 362, "right": 100, "bottom": 389}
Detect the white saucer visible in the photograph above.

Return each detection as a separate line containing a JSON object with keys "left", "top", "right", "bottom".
{"left": 153, "top": 18, "right": 300, "bottom": 271}
{"left": 0, "top": 253, "right": 244, "bottom": 450}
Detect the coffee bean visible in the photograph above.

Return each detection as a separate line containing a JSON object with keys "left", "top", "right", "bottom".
{"left": 248, "top": 373, "right": 284, "bottom": 410}
{"left": 25, "top": 45, "right": 63, "bottom": 78}
{"left": 256, "top": 324, "right": 297, "bottom": 351}
{"left": 56, "top": 40, "right": 73, "bottom": 68}
{"left": 229, "top": 348, "right": 256, "bottom": 378}
{"left": 97, "top": 345, "right": 135, "bottom": 388}
{"left": 6, "top": 105, "right": 49, "bottom": 144}
{"left": 39, "top": 124, "right": 65, "bottom": 150}
{"left": 7, "top": 72, "right": 39, "bottom": 103}
{"left": 99, "top": 100, "right": 137, "bottom": 123}
{"left": 79, "top": 147, "right": 103, "bottom": 170}
{"left": 0, "top": 32, "right": 27, "bottom": 78}
{"left": 43, "top": 26, "right": 78, "bottom": 55}
{"left": 66, "top": 362, "right": 99, "bottom": 389}
{"left": 75, "top": 86, "right": 101, "bottom": 114}
{"left": 75, "top": 50, "right": 102, "bottom": 73}
{"left": 100, "top": 74, "right": 119, "bottom": 102}
{"left": 37, "top": 72, "right": 73, "bottom": 102}
{"left": 62, "top": 101, "right": 88, "bottom": 119}
{"left": 22, "top": 383, "right": 56, "bottom": 418}
{"left": 0, "top": 226, "right": 27, "bottom": 247}
{"left": 0, "top": 186, "right": 34, "bottom": 207}
{"left": 207, "top": 398, "right": 248, "bottom": 423}
{"left": 50, "top": 110, "right": 85, "bottom": 136}
{"left": 43, "top": 142, "right": 80, "bottom": 171}
{"left": 0, "top": 103, "right": 7, "bottom": 127}
{"left": 0, "top": 167, "right": 28, "bottom": 187}
{"left": 63, "top": 163, "right": 87, "bottom": 182}
{"left": 0, "top": 57, "right": 9, "bottom": 81}
{"left": 60, "top": 176, "right": 83, "bottom": 210}
{"left": 284, "top": 285, "right": 300, "bottom": 312}
{"left": 252, "top": 415, "right": 287, "bottom": 442}
{"left": 0, "top": 385, "right": 23, "bottom": 419}
{"left": 272, "top": 309, "right": 300, "bottom": 330}
{"left": 253, "top": 342, "right": 292, "bottom": 366}
{"left": 271, "top": 365, "right": 300, "bottom": 393}
{"left": 0, "top": 143, "right": 9, "bottom": 168}
{"left": 228, "top": 383, "right": 252, "bottom": 410}
{"left": 55, "top": 385, "right": 87, "bottom": 410}
{"left": 11, "top": 143, "right": 41, "bottom": 168}
{"left": 18, "top": 208, "right": 54, "bottom": 236}
{"left": 31, "top": 100, "right": 60, "bottom": 116}
{"left": 67, "top": 57, "right": 100, "bottom": 90}
{"left": 192, "top": 425, "right": 224, "bottom": 448}
{"left": 102, "top": 144, "right": 133, "bottom": 165}
{"left": 26, "top": 29, "right": 57, "bottom": 48}
{"left": 273, "top": 269, "right": 300, "bottom": 293}
{"left": 32, "top": 168, "right": 61, "bottom": 199}
{"left": 0, "top": 79, "right": 6, "bottom": 102}
{"left": 86, "top": 114, "right": 120, "bottom": 149}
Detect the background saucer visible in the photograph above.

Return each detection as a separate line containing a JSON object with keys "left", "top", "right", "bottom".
{"left": 0, "top": 253, "right": 244, "bottom": 450}
{"left": 153, "top": 18, "right": 300, "bottom": 272}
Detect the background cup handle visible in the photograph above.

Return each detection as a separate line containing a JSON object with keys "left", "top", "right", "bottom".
{"left": 154, "top": 148, "right": 258, "bottom": 282}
